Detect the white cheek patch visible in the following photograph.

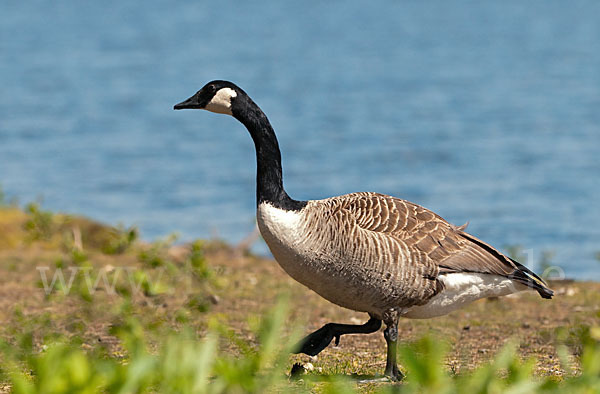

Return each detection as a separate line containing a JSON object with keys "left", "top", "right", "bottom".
{"left": 205, "top": 87, "right": 237, "bottom": 115}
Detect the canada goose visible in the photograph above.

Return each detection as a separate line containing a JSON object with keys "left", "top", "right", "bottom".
{"left": 174, "top": 80, "right": 553, "bottom": 380}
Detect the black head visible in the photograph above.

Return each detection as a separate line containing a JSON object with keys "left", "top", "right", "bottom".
{"left": 174, "top": 80, "right": 243, "bottom": 115}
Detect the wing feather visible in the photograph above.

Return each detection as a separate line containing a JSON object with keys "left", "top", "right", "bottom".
{"left": 338, "top": 192, "right": 553, "bottom": 299}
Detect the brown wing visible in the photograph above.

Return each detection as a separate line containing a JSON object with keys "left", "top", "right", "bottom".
{"left": 343, "top": 192, "right": 553, "bottom": 298}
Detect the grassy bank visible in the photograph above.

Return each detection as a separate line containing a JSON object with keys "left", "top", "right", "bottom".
{"left": 0, "top": 203, "right": 599, "bottom": 392}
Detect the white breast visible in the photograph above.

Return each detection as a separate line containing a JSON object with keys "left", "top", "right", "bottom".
{"left": 402, "top": 273, "right": 527, "bottom": 319}
{"left": 256, "top": 203, "right": 303, "bottom": 249}
{"left": 256, "top": 202, "right": 308, "bottom": 277}
{"left": 256, "top": 202, "right": 378, "bottom": 313}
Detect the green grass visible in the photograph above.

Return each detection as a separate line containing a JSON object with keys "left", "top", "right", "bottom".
{"left": 1, "top": 301, "right": 599, "bottom": 393}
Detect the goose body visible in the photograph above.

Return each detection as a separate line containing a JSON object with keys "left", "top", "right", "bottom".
{"left": 175, "top": 80, "right": 553, "bottom": 380}
{"left": 257, "top": 193, "right": 544, "bottom": 320}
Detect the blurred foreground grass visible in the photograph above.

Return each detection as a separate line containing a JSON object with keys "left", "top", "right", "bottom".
{"left": 0, "top": 201, "right": 599, "bottom": 393}
{"left": 2, "top": 300, "right": 600, "bottom": 393}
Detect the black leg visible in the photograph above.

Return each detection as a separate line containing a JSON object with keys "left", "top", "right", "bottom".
{"left": 294, "top": 316, "right": 382, "bottom": 356}
{"left": 383, "top": 309, "right": 403, "bottom": 381}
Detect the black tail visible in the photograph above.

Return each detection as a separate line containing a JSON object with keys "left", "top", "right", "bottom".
{"left": 508, "top": 258, "right": 554, "bottom": 299}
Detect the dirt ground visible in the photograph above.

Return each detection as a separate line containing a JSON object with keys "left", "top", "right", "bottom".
{"left": 0, "top": 206, "right": 598, "bottom": 387}
{"left": 203, "top": 248, "right": 597, "bottom": 378}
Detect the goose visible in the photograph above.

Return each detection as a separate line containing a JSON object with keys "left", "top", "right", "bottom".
{"left": 174, "top": 80, "right": 553, "bottom": 380}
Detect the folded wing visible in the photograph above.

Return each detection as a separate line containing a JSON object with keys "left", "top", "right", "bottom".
{"left": 345, "top": 192, "right": 553, "bottom": 299}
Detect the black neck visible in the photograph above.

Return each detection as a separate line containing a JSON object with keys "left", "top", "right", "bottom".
{"left": 232, "top": 95, "right": 306, "bottom": 211}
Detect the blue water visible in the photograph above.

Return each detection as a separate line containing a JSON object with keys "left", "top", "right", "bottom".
{"left": 1, "top": 1, "right": 599, "bottom": 279}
